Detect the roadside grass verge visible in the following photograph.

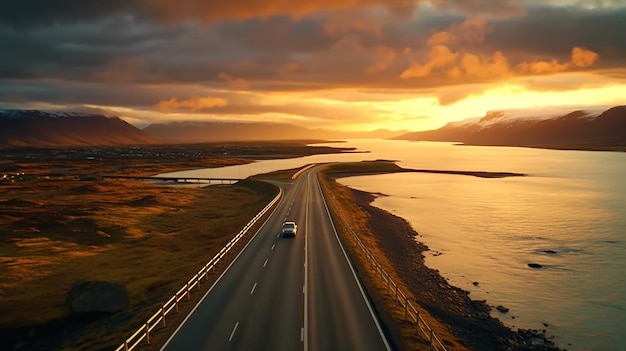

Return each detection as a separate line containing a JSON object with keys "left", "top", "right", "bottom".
{"left": 318, "top": 162, "right": 469, "bottom": 351}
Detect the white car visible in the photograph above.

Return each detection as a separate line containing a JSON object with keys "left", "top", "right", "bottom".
{"left": 281, "top": 221, "right": 298, "bottom": 237}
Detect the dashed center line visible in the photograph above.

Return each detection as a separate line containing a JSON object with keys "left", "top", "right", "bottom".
{"left": 271, "top": 244, "right": 275, "bottom": 250}
{"left": 250, "top": 282, "right": 257, "bottom": 295}
{"left": 263, "top": 259, "right": 268, "bottom": 267}
{"left": 229, "top": 322, "right": 239, "bottom": 342}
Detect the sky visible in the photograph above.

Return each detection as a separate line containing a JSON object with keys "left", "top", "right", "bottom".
{"left": 1, "top": 0, "right": 625, "bottom": 132}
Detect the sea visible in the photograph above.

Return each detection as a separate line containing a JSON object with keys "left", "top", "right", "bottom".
{"left": 161, "top": 139, "right": 626, "bottom": 351}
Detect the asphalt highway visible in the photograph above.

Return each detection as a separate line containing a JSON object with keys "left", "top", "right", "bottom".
{"left": 161, "top": 168, "right": 391, "bottom": 351}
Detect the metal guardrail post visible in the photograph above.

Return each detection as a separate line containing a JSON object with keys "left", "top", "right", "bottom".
{"left": 430, "top": 328, "right": 434, "bottom": 351}
{"left": 404, "top": 295, "right": 409, "bottom": 320}
{"left": 145, "top": 322, "right": 150, "bottom": 344}
{"left": 395, "top": 284, "right": 399, "bottom": 305}
{"left": 385, "top": 272, "right": 391, "bottom": 294}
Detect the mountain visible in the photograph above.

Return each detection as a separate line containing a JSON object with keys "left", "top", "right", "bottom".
{"left": 143, "top": 121, "right": 406, "bottom": 143}
{"left": 395, "top": 106, "right": 626, "bottom": 151}
{"left": 0, "top": 110, "right": 157, "bottom": 147}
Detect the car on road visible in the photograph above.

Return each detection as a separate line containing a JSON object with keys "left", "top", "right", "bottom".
{"left": 281, "top": 221, "right": 298, "bottom": 237}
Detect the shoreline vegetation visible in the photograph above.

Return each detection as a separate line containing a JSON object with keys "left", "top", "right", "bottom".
{"left": 319, "top": 161, "right": 562, "bottom": 351}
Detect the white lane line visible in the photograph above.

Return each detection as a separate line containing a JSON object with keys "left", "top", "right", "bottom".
{"left": 277, "top": 234, "right": 281, "bottom": 238}
{"left": 250, "top": 282, "right": 257, "bottom": 295}
{"left": 229, "top": 322, "right": 239, "bottom": 342}
{"left": 303, "top": 172, "right": 310, "bottom": 349}
{"left": 301, "top": 328, "right": 304, "bottom": 342}
{"left": 263, "top": 259, "right": 268, "bottom": 267}
{"left": 271, "top": 244, "right": 276, "bottom": 250}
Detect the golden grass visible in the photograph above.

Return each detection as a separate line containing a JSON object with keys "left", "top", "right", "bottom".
{"left": 0, "top": 176, "right": 277, "bottom": 350}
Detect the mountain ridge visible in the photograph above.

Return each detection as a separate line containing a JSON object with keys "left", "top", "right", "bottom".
{"left": 395, "top": 106, "right": 626, "bottom": 151}
{"left": 0, "top": 110, "right": 157, "bottom": 147}
{"left": 142, "top": 121, "right": 406, "bottom": 143}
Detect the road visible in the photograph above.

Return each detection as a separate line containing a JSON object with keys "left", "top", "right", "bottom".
{"left": 161, "top": 168, "right": 391, "bottom": 351}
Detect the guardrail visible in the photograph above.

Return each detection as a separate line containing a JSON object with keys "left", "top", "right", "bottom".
{"left": 320, "top": 177, "right": 448, "bottom": 351}
{"left": 291, "top": 164, "right": 315, "bottom": 180}
{"left": 115, "top": 190, "right": 282, "bottom": 351}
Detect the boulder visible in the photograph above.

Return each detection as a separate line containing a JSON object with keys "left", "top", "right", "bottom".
{"left": 528, "top": 263, "right": 543, "bottom": 268}
{"left": 66, "top": 281, "right": 129, "bottom": 314}
{"left": 496, "top": 305, "right": 509, "bottom": 313}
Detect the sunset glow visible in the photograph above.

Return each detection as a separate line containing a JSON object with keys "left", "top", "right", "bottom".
{"left": 1, "top": 1, "right": 625, "bottom": 131}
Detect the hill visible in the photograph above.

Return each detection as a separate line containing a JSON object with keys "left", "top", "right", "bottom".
{"left": 143, "top": 121, "right": 405, "bottom": 143}
{"left": 395, "top": 106, "right": 626, "bottom": 151}
{"left": 0, "top": 110, "right": 158, "bottom": 148}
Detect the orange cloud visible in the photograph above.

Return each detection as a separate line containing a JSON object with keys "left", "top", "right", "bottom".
{"left": 515, "top": 47, "right": 599, "bottom": 74}
{"left": 402, "top": 19, "right": 600, "bottom": 81}
{"left": 367, "top": 46, "right": 397, "bottom": 74}
{"left": 218, "top": 73, "right": 249, "bottom": 90}
{"left": 401, "top": 45, "right": 458, "bottom": 78}
{"left": 427, "top": 18, "right": 488, "bottom": 46}
{"left": 571, "top": 47, "right": 599, "bottom": 68}
{"left": 140, "top": 0, "right": 420, "bottom": 23}
{"left": 461, "top": 51, "right": 511, "bottom": 78}
{"left": 157, "top": 97, "right": 228, "bottom": 113}
{"left": 515, "top": 59, "right": 569, "bottom": 74}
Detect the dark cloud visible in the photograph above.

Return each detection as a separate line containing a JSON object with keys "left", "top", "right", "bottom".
{"left": 430, "top": 0, "right": 526, "bottom": 18}
{"left": 485, "top": 6, "right": 626, "bottom": 68}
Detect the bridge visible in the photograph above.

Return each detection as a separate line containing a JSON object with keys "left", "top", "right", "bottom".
{"left": 101, "top": 174, "right": 244, "bottom": 184}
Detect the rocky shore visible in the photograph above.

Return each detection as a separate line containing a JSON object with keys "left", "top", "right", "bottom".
{"left": 349, "top": 188, "right": 563, "bottom": 351}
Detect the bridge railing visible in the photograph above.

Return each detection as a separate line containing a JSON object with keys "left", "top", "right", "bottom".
{"left": 320, "top": 178, "right": 448, "bottom": 351}
{"left": 115, "top": 189, "right": 282, "bottom": 351}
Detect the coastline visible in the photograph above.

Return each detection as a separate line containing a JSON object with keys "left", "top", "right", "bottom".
{"left": 322, "top": 165, "right": 562, "bottom": 351}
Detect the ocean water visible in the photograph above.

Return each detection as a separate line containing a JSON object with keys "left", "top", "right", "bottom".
{"left": 162, "top": 140, "right": 626, "bottom": 350}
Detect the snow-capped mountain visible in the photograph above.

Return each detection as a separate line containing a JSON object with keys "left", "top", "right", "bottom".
{"left": 395, "top": 106, "right": 626, "bottom": 151}
{"left": 0, "top": 110, "right": 157, "bottom": 147}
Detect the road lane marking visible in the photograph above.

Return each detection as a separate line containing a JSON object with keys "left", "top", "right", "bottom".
{"left": 271, "top": 244, "right": 276, "bottom": 250}
{"left": 263, "top": 259, "right": 268, "bottom": 267}
{"left": 301, "top": 328, "right": 304, "bottom": 342}
{"left": 303, "top": 173, "right": 310, "bottom": 350}
{"left": 229, "top": 322, "right": 239, "bottom": 342}
{"left": 250, "top": 282, "right": 257, "bottom": 295}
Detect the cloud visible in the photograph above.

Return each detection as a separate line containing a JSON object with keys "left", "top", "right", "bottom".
{"left": 401, "top": 45, "right": 459, "bottom": 78}
{"left": 460, "top": 51, "right": 511, "bottom": 78}
{"left": 367, "top": 46, "right": 398, "bottom": 73}
{"left": 571, "top": 47, "right": 599, "bottom": 67}
{"left": 218, "top": 73, "right": 250, "bottom": 90}
{"left": 515, "top": 46, "right": 599, "bottom": 74}
{"left": 427, "top": 18, "right": 488, "bottom": 46}
{"left": 429, "top": 0, "right": 526, "bottom": 18}
{"left": 402, "top": 18, "right": 600, "bottom": 82}
{"left": 156, "top": 97, "right": 229, "bottom": 113}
